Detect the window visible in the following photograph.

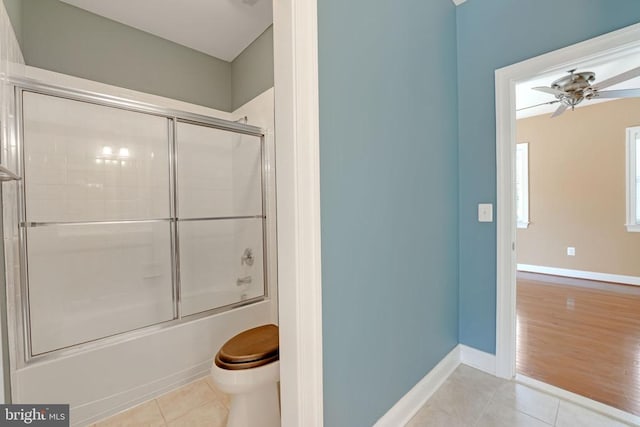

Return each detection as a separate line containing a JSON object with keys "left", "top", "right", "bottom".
{"left": 627, "top": 127, "right": 640, "bottom": 232}
{"left": 516, "top": 142, "right": 529, "bottom": 229}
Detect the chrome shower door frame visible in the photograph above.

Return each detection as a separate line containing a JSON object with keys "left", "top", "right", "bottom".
{"left": 7, "top": 78, "right": 274, "bottom": 366}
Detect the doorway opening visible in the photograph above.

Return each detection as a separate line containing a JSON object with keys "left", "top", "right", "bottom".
{"left": 495, "top": 22, "right": 640, "bottom": 424}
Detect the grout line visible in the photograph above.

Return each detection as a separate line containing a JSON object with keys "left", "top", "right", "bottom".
{"left": 203, "top": 377, "right": 216, "bottom": 394}
{"left": 203, "top": 376, "right": 231, "bottom": 411}
{"left": 157, "top": 382, "right": 211, "bottom": 423}
{"left": 155, "top": 398, "right": 169, "bottom": 425}
{"left": 512, "top": 407, "right": 555, "bottom": 427}
{"left": 471, "top": 384, "right": 501, "bottom": 427}
{"left": 167, "top": 400, "right": 212, "bottom": 425}
{"left": 553, "top": 399, "right": 560, "bottom": 426}
{"left": 521, "top": 408, "right": 556, "bottom": 425}
{"left": 155, "top": 395, "right": 169, "bottom": 422}
{"left": 512, "top": 385, "right": 560, "bottom": 426}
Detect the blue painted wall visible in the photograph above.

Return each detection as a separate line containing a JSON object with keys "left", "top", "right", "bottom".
{"left": 457, "top": 0, "right": 640, "bottom": 353}
{"left": 318, "top": 0, "right": 459, "bottom": 425}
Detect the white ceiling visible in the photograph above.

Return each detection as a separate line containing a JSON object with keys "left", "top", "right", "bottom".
{"left": 60, "top": 0, "right": 273, "bottom": 62}
{"left": 516, "top": 46, "right": 640, "bottom": 119}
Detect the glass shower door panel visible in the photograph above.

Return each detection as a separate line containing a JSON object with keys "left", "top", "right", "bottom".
{"left": 176, "top": 122, "right": 262, "bottom": 218}
{"left": 27, "top": 222, "right": 174, "bottom": 355}
{"left": 22, "top": 92, "right": 171, "bottom": 222}
{"left": 179, "top": 219, "right": 264, "bottom": 316}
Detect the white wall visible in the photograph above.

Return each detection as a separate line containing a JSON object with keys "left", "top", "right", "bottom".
{"left": 0, "top": 0, "right": 25, "bottom": 405}
{"left": 3, "top": 68, "right": 276, "bottom": 425}
{"left": 232, "top": 87, "right": 277, "bottom": 322}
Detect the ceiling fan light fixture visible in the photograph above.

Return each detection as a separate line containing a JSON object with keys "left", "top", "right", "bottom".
{"left": 560, "top": 94, "right": 584, "bottom": 110}
{"left": 527, "top": 66, "right": 640, "bottom": 118}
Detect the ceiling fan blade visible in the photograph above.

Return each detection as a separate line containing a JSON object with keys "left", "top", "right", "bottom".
{"left": 595, "top": 88, "right": 640, "bottom": 99}
{"left": 516, "top": 100, "right": 560, "bottom": 111}
{"left": 532, "top": 86, "right": 565, "bottom": 96}
{"left": 551, "top": 104, "right": 568, "bottom": 118}
{"left": 592, "top": 66, "right": 640, "bottom": 90}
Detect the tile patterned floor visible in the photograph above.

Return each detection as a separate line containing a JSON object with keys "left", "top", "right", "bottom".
{"left": 93, "top": 377, "right": 230, "bottom": 427}
{"left": 95, "top": 365, "right": 632, "bottom": 427}
{"left": 407, "top": 365, "right": 633, "bottom": 427}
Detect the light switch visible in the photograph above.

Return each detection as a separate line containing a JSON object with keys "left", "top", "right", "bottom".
{"left": 567, "top": 247, "right": 575, "bottom": 256}
{"left": 478, "top": 203, "right": 493, "bottom": 222}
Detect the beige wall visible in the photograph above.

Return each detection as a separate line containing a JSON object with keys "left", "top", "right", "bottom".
{"left": 516, "top": 98, "right": 640, "bottom": 277}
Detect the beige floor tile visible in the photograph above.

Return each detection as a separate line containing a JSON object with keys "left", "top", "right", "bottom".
{"left": 476, "top": 400, "right": 551, "bottom": 427}
{"left": 409, "top": 366, "right": 635, "bottom": 427}
{"left": 406, "top": 401, "right": 469, "bottom": 427}
{"left": 491, "top": 382, "right": 559, "bottom": 424}
{"left": 448, "top": 365, "right": 505, "bottom": 394}
{"left": 204, "top": 376, "right": 231, "bottom": 409}
{"left": 555, "top": 401, "right": 630, "bottom": 427}
{"left": 418, "top": 371, "right": 500, "bottom": 426}
{"left": 95, "top": 400, "right": 166, "bottom": 427}
{"left": 165, "top": 401, "right": 227, "bottom": 427}
{"left": 156, "top": 379, "right": 217, "bottom": 422}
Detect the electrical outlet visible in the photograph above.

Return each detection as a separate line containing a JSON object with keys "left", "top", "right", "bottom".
{"left": 567, "top": 247, "right": 575, "bottom": 256}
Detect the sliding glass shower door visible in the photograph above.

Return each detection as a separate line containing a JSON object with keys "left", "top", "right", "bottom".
{"left": 17, "top": 86, "right": 268, "bottom": 359}
{"left": 22, "top": 92, "right": 174, "bottom": 355}
{"left": 176, "top": 123, "right": 265, "bottom": 316}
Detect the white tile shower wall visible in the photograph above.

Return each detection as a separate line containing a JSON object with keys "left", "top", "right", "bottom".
{"left": 232, "top": 88, "right": 274, "bottom": 131}
{"left": 6, "top": 69, "right": 276, "bottom": 424}
{"left": 232, "top": 133, "right": 263, "bottom": 216}
{"left": 0, "top": 0, "right": 25, "bottom": 405}
{"left": 231, "top": 88, "right": 277, "bottom": 323}
{"left": 178, "top": 219, "right": 264, "bottom": 316}
{"left": 176, "top": 123, "right": 262, "bottom": 218}
{"left": 233, "top": 218, "right": 266, "bottom": 301}
{"left": 22, "top": 92, "right": 171, "bottom": 222}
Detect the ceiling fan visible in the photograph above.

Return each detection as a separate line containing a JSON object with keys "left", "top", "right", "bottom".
{"left": 518, "top": 66, "right": 640, "bottom": 118}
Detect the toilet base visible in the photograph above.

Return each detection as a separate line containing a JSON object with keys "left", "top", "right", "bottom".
{"left": 227, "top": 381, "right": 280, "bottom": 427}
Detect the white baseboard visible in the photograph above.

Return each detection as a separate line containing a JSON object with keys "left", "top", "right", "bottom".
{"left": 517, "top": 264, "right": 640, "bottom": 287}
{"left": 71, "top": 360, "right": 211, "bottom": 426}
{"left": 374, "top": 345, "right": 461, "bottom": 427}
{"left": 459, "top": 345, "right": 496, "bottom": 375}
{"left": 375, "top": 344, "right": 640, "bottom": 427}
{"left": 517, "top": 375, "right": 640, "bottom": 426}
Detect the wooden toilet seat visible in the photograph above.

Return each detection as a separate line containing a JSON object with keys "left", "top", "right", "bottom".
{"left": 215, "top": 324, "right": 279, "bottom": 370}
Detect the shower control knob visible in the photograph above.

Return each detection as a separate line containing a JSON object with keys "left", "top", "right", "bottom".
{"left": 241, "top": 248, "right": 254, "bottom": 266}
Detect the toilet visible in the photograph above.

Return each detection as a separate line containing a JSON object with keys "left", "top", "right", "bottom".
{"left": 211, "top": 324, "right": 280, "bottom": 427}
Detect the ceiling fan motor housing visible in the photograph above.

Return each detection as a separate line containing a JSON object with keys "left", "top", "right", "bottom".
{"left": 551, "top": 71, "right": 596, "bottom": 106}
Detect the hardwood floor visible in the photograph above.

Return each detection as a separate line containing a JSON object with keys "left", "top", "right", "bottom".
{"left": 516, "top": 273, "right": 640, "bottom": 416}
